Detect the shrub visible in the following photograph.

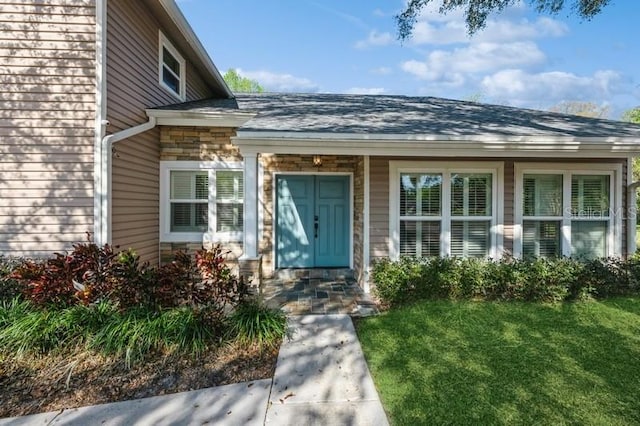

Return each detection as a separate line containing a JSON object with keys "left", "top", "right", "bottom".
{"left": 155, "top": 246, "right": 247, "bottom": 312}
{"left": 372, "top": 255, "right": 640, "bottom": 306}
{"left": 8, "top": 238, "right": 245, "bottom": 313}
{"left": 0, "top": 256, "right": 23, "bottom": 303}
{"left": 229, "top": 299, "right": 287, "bottom": 347}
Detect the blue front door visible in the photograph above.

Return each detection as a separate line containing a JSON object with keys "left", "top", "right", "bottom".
{"left": 276, "top": 175, "right": 350, "bottom": 268}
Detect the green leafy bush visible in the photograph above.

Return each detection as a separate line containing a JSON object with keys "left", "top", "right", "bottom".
{"left": 8, "top": 238, "right": 246, "bottom": 314}
{"left": 372, "top": 256, "right": 640, "bottom": 306}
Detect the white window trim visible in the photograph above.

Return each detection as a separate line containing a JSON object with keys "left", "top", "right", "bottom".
{"left": 389, "top": 161, "right": 504, "bottom": 260}
{"left": 513, "top": 162, "right": 623, "bottom": 258}
{"left": 160, "top": 161, "right": 244, "bottom": 243}
{"left": 158, "top": 31, "right": 186, "bottom": 101}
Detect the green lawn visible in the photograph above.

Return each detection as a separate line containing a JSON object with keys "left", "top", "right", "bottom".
{"left": 356, "top": 299, "right": 640, "bottom": 425}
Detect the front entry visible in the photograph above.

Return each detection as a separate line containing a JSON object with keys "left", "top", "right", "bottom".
{"left": 276, "top": 175, "right": 350, "bottom": 268}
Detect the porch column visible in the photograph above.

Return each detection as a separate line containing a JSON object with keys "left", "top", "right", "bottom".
{"left": 241, "top": 153, "right": 259, "bottom": 259}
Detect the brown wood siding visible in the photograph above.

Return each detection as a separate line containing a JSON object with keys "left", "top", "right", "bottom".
{"left": 106, "top": 0, "right": 214, "bottom": 264}
{"left": 368, "top": 157, "right": 629, "bottom": 263}
{"left": 0, "top": 0, "right": 96, "bottom": 257}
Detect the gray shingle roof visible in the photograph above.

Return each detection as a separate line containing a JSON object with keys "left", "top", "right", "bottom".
{"left": 153, "top": 93, "right": 640, "bottom": 138}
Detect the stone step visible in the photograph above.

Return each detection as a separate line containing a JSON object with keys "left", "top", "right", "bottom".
{"left": 272, "top": 268, "right": 354, "bottom": 282}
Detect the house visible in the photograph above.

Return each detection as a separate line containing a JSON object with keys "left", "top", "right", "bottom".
{"left": 1, "top": 0, "right": 236, "bottom": 263}
{"left": 153, "top": 93, "right": 640, "bottom": 290}
{"left": 4, "top": 1, "right": 640, "bottom": 292}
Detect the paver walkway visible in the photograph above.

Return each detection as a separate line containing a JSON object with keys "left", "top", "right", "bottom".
{"left": 262, "top": 276, "right": 379, "bottom": 316}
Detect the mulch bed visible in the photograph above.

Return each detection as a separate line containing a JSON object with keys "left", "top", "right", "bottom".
{"left": 0, "top": 343, "right": 279, "bottom": 418}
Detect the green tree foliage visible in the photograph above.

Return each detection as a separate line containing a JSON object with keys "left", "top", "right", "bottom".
{"left": 622, "top": 107, "right": 640, "bottom": 124}
{"left": 223, "top": 69, "right": 264, "bottom": 93}
{"left": 549, "top": 101, "right": 609, "bottom": 118}
{"left": 622, "top": 107, "right": 640, "bottom": 181}
{"left": 396, "top": 0, "right": 611, "bottom": 40}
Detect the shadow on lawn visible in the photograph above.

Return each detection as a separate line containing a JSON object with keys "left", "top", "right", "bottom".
{"left": 357, "top": 300, "right": 640, "bottom": 425}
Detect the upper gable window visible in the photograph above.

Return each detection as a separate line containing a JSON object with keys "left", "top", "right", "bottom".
{"left": 159, "top": 32, "right": 186, "bottom": 101}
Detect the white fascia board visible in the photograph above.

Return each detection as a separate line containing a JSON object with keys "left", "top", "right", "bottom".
{"left": 232, "top": 132, "right": 640, "bottom": 157}
{"left": 146, "top": 109, "right": 256, "bottom": 127}
{"left": 157, "top": 0, "right": 232, "bottom": 98}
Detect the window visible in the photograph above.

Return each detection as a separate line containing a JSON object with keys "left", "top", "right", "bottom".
{"left": 450, "top": 173, "right": 492, "bottom": 257}
{"left": 522, "top": 174, "right": 563, "bottom": 257}
{"left": 515, "top": 163, "right": 620, "bottom": 259}
{"left": 215, "top": 171, "right": 243, "bottom": 233}
{"left": 159, "top": 32, "right": 185, "bottom": 100}
{"left": 170, "top": 171, "right": 208, "bottom": 232}
{"left": 391, "top": 162, "right": 502, "bottom": 259}
{"left": 160, "top": 162, "right": 244, "bottom": 242}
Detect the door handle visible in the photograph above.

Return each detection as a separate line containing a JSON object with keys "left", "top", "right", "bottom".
{"left": 314, "top": 215, "right": 319, "bottom": 239}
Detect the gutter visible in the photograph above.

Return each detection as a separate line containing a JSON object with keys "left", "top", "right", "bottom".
{"left": 98, "top": 117, "right": 157, "bottom": 245}
{"left": 627, "top": 180, "right": 640, "bottom": 255}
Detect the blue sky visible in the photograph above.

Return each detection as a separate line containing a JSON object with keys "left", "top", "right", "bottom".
{"left": 177, "top": 0, "right": 640, "bottom": 119}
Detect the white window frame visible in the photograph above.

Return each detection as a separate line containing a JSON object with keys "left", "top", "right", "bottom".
{"left": 160, "top": 161, "right": 244, "bottom": 243}
{"left": 514, "top": 162, "right": 622, "bottom": 258}
{"left": 389, "top": 161, "right": 504, "bottom": 260}
{"left": 158, "top": 31, "right": 186, "bottom": 101}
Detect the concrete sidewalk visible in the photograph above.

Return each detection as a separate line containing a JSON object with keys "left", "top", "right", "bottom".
{"left": 266, "top": 314, "right": 389, "bottom": 425}
{"left": 1, "top": 315, "right": 388, "bottom": 426}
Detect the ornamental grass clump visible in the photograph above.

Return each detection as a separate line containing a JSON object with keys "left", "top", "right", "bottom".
{"left": 229, "top": 299, "right": 287, "bottom": 348}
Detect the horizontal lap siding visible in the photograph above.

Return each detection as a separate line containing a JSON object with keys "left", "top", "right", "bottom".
{"left": 0, "top": 0, "right": 96, "bottom": 257}
{"left": 369, "top": 157, "right": 390, "bottom": 262}
{"left": 106, "top": 0, "right": 214, "bottom": 264}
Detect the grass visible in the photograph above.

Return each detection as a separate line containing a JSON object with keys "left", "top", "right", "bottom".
{"left": 356, "top": 299, "right": 640, "bottom": 425}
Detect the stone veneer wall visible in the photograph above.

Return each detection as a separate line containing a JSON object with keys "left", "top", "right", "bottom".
{"left": 259, "top": 154, "right": 364, "bottom": 284}
{"left": 158, "top": 126, "right": 243, "bottom": 269}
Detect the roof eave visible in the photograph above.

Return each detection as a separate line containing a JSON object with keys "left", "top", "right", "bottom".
{"left": 157, "top": 0, "right": 232, "bottom": 98}
{"left": 232, "top": 131, "right": 640, "bottom": 157}
{"left": 147, "top": 109, "right": 256, "bottom": 127}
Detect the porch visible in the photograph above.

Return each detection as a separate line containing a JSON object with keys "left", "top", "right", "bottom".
{"left": 260, "top": 269, "right": 378, "bottom": 316}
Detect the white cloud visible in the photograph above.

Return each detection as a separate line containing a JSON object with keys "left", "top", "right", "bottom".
{"left": 480, "top": 69, "right": 627, "bottom": 107}
{"left": 410, "top": 3, "right": 568, "bottom": 45}
{"left": 371, "top": 66, "right": 392, "bottom": 75}
{"left": 345, "top": 87, "right": 385, "bottom": 95}
{"left": 355, "top": 30, "right": 394, "bottom": 49}
{"left": 402, "top": 41, "right": 545, "bottom": 83}
{"left": 237, "top": 69, "right": 319, "bottom": 92}
{"left": 372, "top": 8, "right": 385, "bottom": 17}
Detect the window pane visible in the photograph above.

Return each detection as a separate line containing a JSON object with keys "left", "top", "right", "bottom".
{"left": 400, "top": 221, "right": 440, "bottom": 257}
{"left": 451, "top": 173, "right": 492, "bottom": 216}
{"left": 170, "top": 202, "right": 207, "bottom": 232}
{"left": 523, "top": 174, "right": 562, "bottom": 216}
{"left": 400, "top": 173, "right": 441, "bottom": 216}
{"left": 217, "top": 203, "right": 243, "bottom": 233}
{"left": 162, "top": 47, "right": 180, "bottom": 75}
{"left": 571, "top": 221, "right": 607, "bottom": 258}
{"left": 170, "top": 171, "right": 207, "bottom": 200}
{"left": 572, "top": 175, "right": 609, "bottom": 217}
{"left": 162, "top": 67, "right": 180, "bottom": 93}
{"left": 523, "top": 220, "right": 561, "bottom": 258}
{"left": 451, "top": 221, "right": 490, "bottom": 258}
{"left": 216, "top": 171, "right": 243, "bottom": 201}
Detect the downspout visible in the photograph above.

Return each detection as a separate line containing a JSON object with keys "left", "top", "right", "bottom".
{"left": 627, "top": 181, "right": 640, "bottom": 255}
{"left": 99, "top": 117, "right": 157, "bottom": 245}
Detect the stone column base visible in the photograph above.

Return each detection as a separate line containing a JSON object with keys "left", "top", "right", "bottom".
{"left": 239, "top": 256, "right": 262, "bottom": 290}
